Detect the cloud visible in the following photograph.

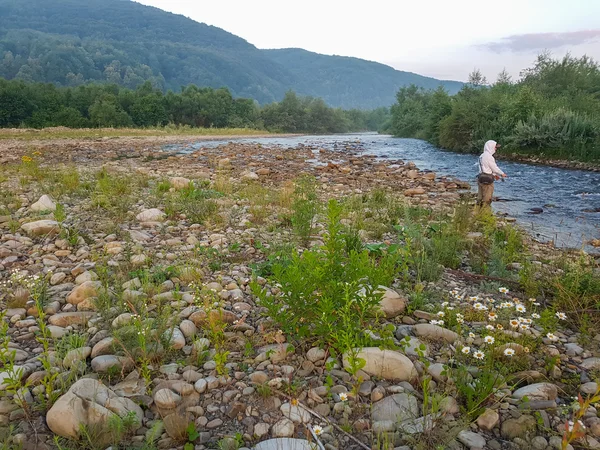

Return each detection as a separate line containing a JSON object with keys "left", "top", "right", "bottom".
{"left": 480, "top": 29, "right": 600, "bottom": 53}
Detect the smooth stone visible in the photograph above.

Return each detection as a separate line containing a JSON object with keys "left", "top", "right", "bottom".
{"left": 154, "top": 389, "right": 181, "bottom": 409}
{"left": 280, "top": 403, "right": 311, "bottom": 424}
{"left": 30, "top": 195, "right": 56, "bottom": 212}
{"left": 371, "top": 393, "right": 418, "bottom": 422}
{"left": 62, "top": 347, "right": 91, "bottom": 369}
{"left": 458, "top": 430, "right": 486, "bottom": 449}
{"left": 46, "top": 378, "right": 142, "bottom": 444}
{"left": 254, "top": 438, "right": 313, "bottom": 450}
{"left": 413, "top": 323, "right": 459, "bottom": 343}
{"left": 342, "top": 347, "right": 416, "bottom": 381}
{"left": 513, "top": 383, "right": 558, "bottom": 401}
{"left": 306, "top": 347, "right": 326, "bottom": 362}
{"left": 271, "top": 418, "right": 295, "bottom": 438}
{"left": 21, "top": 220, "right": 59, "bottom": 236}
{"left": 91, "top": 355, "right": 134, "bottom": 373}
{"left": 477, "top": 408, "right": 500, "bottom": 431}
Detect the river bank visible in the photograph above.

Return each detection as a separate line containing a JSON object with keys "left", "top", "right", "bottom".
{"left": 1, "top": 136, "right": 599, "bottom": 450}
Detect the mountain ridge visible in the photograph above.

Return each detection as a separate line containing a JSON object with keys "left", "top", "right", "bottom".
{"left": 0, "top": 0, "right": 463, "bottom": 108}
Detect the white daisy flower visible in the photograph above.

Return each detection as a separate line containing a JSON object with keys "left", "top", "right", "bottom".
{"left": 484, "top": 336, "right": 495, "bottom": 344}
{"left": 473, "top": 350, "right": 485, "bottom": 360}
{"left": 504, "top": 348, "right": 515, "bottom": 356}
{"left": 461, "top": 346, "right": 471, "bottom": 354}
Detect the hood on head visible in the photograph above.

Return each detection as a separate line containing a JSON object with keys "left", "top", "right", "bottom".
{"left": 484, "top": 140, "right": 497, "bottom": 155}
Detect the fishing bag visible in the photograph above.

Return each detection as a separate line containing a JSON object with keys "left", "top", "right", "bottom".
{"left": 477, "top": 173, "right": 495, "bottom": 185}
{"left": 477, "top": 155, "right": 495, "bottom": 185}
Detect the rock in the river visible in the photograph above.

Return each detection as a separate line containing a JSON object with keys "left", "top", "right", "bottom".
{"left": 21, "top": 220, "right": 59, "bottom": 236}
{"left": 512, "top": 383, "right": 558, "bottom": 401}
{"left": 30, "top": 195, "right": 57, "bottom": 212}
{"left": 46, "top": 378, "right": 143, "bottom": 444}
{"left": 343, "top": 348, "right": 416, "bottom": 381}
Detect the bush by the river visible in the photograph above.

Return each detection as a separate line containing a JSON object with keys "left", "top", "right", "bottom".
{"left": 388, "top": 53, "right": 600, "bottom": 161}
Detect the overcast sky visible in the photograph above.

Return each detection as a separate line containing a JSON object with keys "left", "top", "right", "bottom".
{"left": 135, "top": 0, "right": 600, "bottom": 82}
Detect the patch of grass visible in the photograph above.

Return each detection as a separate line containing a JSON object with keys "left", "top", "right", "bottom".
{"left": 0, "top": 127, "right": 274, "bottom": 141}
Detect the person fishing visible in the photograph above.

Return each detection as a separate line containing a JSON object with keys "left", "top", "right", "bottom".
{"left": 477, "top": 140, "right": 507, "bottom": 206}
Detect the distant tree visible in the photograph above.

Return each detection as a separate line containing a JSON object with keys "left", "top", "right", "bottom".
{"left": 89, "top": 96, "right": 133, "bottom": 127}
{"left": 467, "top": 69, "right": 488, "bottom": 87}
{"left": 496, "top": 68, "right": 512, "bottom": 85}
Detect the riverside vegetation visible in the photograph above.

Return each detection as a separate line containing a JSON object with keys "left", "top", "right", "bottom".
{"left": 0, "top": 136, "right": 599, "bottom": 450}
{"left": 388, "top": 53, "right": 600, "bottom": 163}
{"left": 0, "top": 79, "right": 389, "bottom": 134}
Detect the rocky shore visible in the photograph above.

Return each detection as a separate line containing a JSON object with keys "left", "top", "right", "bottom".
{"left": 0, "top": 137, "right": 598, "bottom": 450}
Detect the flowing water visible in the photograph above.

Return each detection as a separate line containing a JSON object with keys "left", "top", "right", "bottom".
{"left": 166, "top": 133, "right": 600, "bottom": 252}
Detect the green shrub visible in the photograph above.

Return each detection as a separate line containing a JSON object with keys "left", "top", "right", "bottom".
{"left": 252, "top": 200, "right": 401, "bottom": 354}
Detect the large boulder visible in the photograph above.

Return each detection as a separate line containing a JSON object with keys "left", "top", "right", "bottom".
{"left": 46, "top": 378, "right": 143, "bottom": 445}
{"left": 30, "top": 195, "right": 57, "bottom": 212}
{"left": 21, "top": 220, "right": 60, "bottom": 236}
{"left": 343, "top": 348, "right": 417, "bottom": 381}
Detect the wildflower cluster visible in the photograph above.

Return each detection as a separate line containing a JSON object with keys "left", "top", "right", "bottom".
{"left": 433, "top": 287, "right": 568, "bottom": 364}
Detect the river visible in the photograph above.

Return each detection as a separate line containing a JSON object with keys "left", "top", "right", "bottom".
{"left": 166, "top": 133, "right": 600, "bottom": 252}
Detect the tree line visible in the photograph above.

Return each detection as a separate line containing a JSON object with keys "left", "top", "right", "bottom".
{"left": 0, "top": 78, "right": 389, "bottom": 133}
{"left": 388, "top": 53, "right": 600, "bottom": 161}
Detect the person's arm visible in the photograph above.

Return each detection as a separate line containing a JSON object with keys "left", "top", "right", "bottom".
{"left": 489, "top": 156, "right": 506, "bottom": 177}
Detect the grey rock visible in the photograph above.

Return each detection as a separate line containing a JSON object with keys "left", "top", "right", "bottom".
{"left": 513, "top": 383, "right": 558, "bottom": 401}
{"left": 414, "top": 323, "right": 459, "bottom": 343}
{"left": 254, "top": 439, "right": 313, "bottom": 450}
{"left": 458, "top": 430, "right": 486, "bottom": 449}
{"left": 371, "top": 393, "right": 418, "bottom": 422}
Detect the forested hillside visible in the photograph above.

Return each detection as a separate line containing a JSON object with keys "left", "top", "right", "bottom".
{"left": 0, "top": 0, "right": 461, "bottom": 108}
{"left": 264, "top": 48, "right": 463, "bottom": 109}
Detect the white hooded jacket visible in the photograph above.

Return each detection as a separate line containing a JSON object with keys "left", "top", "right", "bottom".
{"left": 478, "top": 140, "right": 505, "bottom": 176}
